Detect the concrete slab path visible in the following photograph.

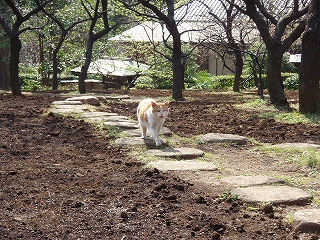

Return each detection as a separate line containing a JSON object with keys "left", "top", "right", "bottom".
{"left": 231, "top": 186, "right": 312, "bottom": 205}
{"left": 148, "top": 160, "right": 217, "bottom": 171}
{"left": 114, "top": 137, "right": 168, "bottom": 146}
{"left": 293, "top": 209, "right": 320, "bottom": 232}
{"left": 221, "top": 176, "right": 284, "bottom": 187}
{"left": 146, "top": 147, "right": 204, "bottom": 159}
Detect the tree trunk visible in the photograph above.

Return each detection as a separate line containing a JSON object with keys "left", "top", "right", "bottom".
{"left": 299, "top": 0, "right": 320, "bottom": 113}
{"left": 10, "top": 35, "right": 22, "bottom": 96}
{"left": 0, "top": 36, "right": 10, "bottom": 90}
{"left": 79, "top": 36, "right": 94, "bottom": 94}
{"left": 172, "top": 54, "right": 184, "bottom": 100}
{"left": 266, "top": 48, "right": 288, "bottom": 106}
{"left": 52, "top": 51, "right": 59, "bottom": 90}
{"left": 233, "top": 49, "right": 243, "bottom": 92}
{"left": 171, "top": 39, "right": 184, "bottom": 100}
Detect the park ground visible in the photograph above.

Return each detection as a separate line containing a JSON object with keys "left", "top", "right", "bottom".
{"left": 0, "top": 89, "right": 319, "bottom": 239}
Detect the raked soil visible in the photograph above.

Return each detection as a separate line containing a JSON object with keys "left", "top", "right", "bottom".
{"left": 0, "top": 89, "right": 319, "bottom": 239}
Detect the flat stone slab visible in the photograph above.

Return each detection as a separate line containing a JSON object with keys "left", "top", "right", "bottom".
{"left": 104, "top": 115, "right": 129, "bottom": 121}
{"left": 80, "top": 112, "right": 118, "bottom": 122}
{"left": 148, "top": 160, "right": 217, "bottom": 171}
{"left": 53, "top": 105, "right": 88, "bottom": 110}
{"left": 231, "top": 186, "right": 312, "bottom": 205}
{"left": 103, "top": 121, "right": 138, "bottom": 129}
{"left": 50, "top": 105, "right": 88, "bottom": 116}
{"left": 273, "top": 143, "right": 320, "bottom": 149}
{"left": 221, "top": 176, "right": 284, "bottom": 187}
{"left": 146, "top": 147, "right": 204, "bottom": 159}
{"left": 52, "top": 100, "right": 83, "bottom": 105}
{"left": 124, "top": 127, "right": 172, "bottom": 137}
{"left": 197, "top": 133, "right": 248, "bottom": 145}
{"left": 114, "top": 137, "right": 167, "bottom": 146}
{"left": 293, "top": 209, "right": 320, "bottom": 233}
{"left": 104, "top": 94, "right": 130, "bottom": 100}
{"left": 81, "top": 112, "right": 117, "bottom": 118}
{"left": 66, "top": 96, "right": 100, "bottom": 106}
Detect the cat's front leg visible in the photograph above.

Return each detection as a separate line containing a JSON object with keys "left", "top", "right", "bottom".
{"left": 141, "top": 125, "right": 147, "bottom": 139}
{"left": 149, "top": 127, "right": 161, "bottom": 146}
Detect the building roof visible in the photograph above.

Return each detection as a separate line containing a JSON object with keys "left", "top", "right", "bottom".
{"left": 110, "top": 0, "right": 309, "bottom": 43}
{"left": 71, "top": 58, "right": 149, "bottom": 76}
{"left": 109, "top": 21, "right": 206, "bottom": 42}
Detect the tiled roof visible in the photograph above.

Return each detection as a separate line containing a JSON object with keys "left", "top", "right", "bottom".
{"left": 175, "top": 0, "right": 309, "bottom": 22}
{"left": 110, "top": 0, "right": 310, "bottom": 43}
{"left": 175, "top": 0, "right": 227, "bottom": 21}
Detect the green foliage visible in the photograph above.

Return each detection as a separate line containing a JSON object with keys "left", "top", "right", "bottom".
{"left": 134, "top": 76, "right": 156, "bottom": 89}
{"left": 282, "top": 73, "right": 299, "bottom": 90}
{"left": 213, "top": 190, "right": 239, "bottom": 203}
{"left": 19, "top": 65, "right": 44, "bottom": 91}
{"left": 185, "top": 67, "right": 212, "bottom": 89}
{"left": 152, "top": 69, "right": 173, "bottom": 89}
{"left": 212, "top": 75, "right": 234, "bottom": 90}
{"left": 243, "top": 43, "right": 267, "bottom": 76}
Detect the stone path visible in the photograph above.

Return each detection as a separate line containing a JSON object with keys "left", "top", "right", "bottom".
{"left": 49, "top": 95, "right": 320, "bottom": 234}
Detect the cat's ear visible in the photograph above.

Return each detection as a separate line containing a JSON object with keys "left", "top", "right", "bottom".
{"left": 164, "top": 101, "right": 170, "bottom": 106}
{"left": 151, "top": 100, "right": 157, "bottom": 106}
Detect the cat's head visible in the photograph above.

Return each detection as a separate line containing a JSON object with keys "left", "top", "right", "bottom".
{"left": 151, "top": 100, "right": 170, "bottom": 119}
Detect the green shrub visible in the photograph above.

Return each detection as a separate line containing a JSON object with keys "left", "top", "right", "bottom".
{"left": 19, "top": 66, "right": 43, "bottom": 91}
{"left": 212, "top": 75, "right": 234, "bottom": 90}
{"left": 282, "top": 73, "right": 299, "bottom": 90}
{"left": 150, "top": 70, "right": 173, "bottom": 89}
{"left": 134, "top": 76, "right": 156, "bottom": 89}
{"left": 20, "top": 73, "right": 43, "bottom": 91}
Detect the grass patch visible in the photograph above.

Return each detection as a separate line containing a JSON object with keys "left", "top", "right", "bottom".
{"left": 235, "top": 96, "right": 320, "bottom": 124}
{"left": 103, "top": 125, "right": 123, "bottom": 138}
{"left": 127, "top": 145, "right": 162, "bottom": 163}
{"left": 257, "top": 144, "right": 320, "bottom": 170}
{"left": 166, "top": 133, "right": 198, "bottom": 147}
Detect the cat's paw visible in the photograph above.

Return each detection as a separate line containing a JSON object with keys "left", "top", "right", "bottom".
{"left": 155, "top": 141, "right": 162, "bottom": 146}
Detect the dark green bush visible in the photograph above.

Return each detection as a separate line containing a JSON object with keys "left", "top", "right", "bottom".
{"left": 282, "top": 73, "right": 299, "bottom": 90}
{"left": 19, "top": 73, "right": 43, "bottom": 91}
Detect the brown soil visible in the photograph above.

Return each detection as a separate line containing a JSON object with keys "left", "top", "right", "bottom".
{"left": 0, "top": 89, "right": 319, "bottom": 240}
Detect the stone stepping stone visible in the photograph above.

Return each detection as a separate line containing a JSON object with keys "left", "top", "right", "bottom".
{"left": 220, "top": 176, "right": 284, "bottom": 187}
{"left": 81, "top": 112, "right": 120, "bottom": 122}
{"left": 54, "top": 105, "right": 88, "bottom": 110}
{"left": 104, "top": 94, "right": 130, "bottom": 100}
{"left": 125, "top": 127, "right": 172, "bottom": 137}
{"left": 148, "top": 160, "right": 217, "bottom": 171}
{"left": 293, "top": 209, "right": 320, "bottom": 233}
{"left": 81, "top": 112, "right": 118, "bottom": 118}
{"left": 146, "top": 147, "right": 204, "bottom": 159}
{"left": 231, "top": 186, "right": 312, "bottom": 205}
{"left": 197, "top": 133, "right": 248, "bottom": 145}
{"left": 114, "top": 137, "right": 167, "bottom": 146}
{"left": 104, "top": 115, "right": 129, "bottom": 121}
{"left": 272, "top": 143, "right": 320, "bottom": 149}
{"left": 52, "top": 100, "right": 83, "bottom": 105}
{"left": 103, "top": 121, "right": 138, "bottom": 129}
{"left": 66, "top": 96, "right": 101, "bottom": 106}
{"left": 50, "top": 105, "right": 88, "bottom": 116}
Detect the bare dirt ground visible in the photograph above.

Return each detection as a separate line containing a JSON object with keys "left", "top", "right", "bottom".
{"left": 0, "top": 89, "right": 319, "bottom": 239}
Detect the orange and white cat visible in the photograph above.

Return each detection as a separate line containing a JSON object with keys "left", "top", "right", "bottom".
{"left": 137, "top": 99, "right": 170, "bottom": 146}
